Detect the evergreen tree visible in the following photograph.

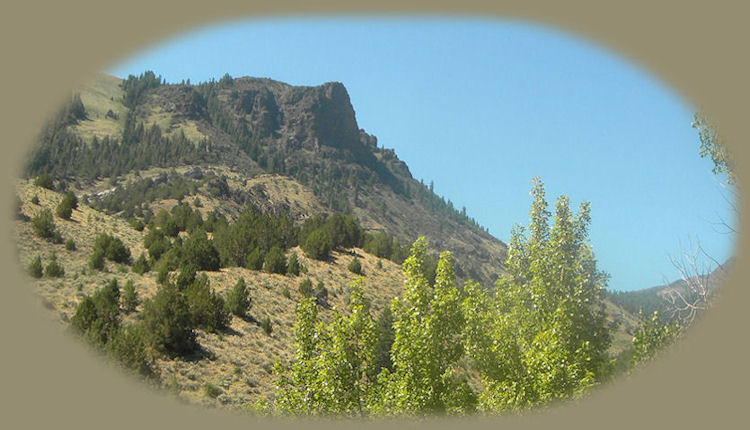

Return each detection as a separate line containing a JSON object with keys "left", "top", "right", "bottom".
{"left": 226, "top": 277, "right": 251, "bottom": 317}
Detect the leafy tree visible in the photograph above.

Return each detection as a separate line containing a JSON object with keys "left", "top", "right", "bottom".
{"left": 630, "top": 311, "right": 681, "bottom": 368}
{"left": 122, "top": 280, "right": 140, "bottom": 313}
{"left": 226, "top": 277, "right": 251, "bottom": 317}
{"left": 263, "top": 246, "right": 287, "bottom": 274}
{"left": 348, "top": 257, "right": 362, "bottom": 275}
{"left": 27, "top": 255, "right": 43, "bottom": 278}
{"left": 370, "top": 307, "right": 395, "bottom": 380}
{"left": 376, "top": 240, "right": 473, "bottom": 415}
{"left": 274, "top": 278, "right": 377, "bottom": 416}
{"left": 693, "top": 112, "right": 735, "bottom": 185}
{"left": 463, "top": 178, "right": 612, "bottom": 412}
{"left": 31, "top": 208, "right": 57, "bottom": 240}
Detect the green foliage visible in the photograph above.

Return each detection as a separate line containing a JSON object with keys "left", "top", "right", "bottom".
{"left": 70, "top": 279, "right": 121, "bottom": 348}
{"left": 55, "top": 191, "right": 78, "bottom": 220}
{"left": 377, "top": 240, "right": 472, "bottom": 415}
{"left": 261, "top": 316, "right": 273, "bottom": 336}
{"left": 693, "top": 112, "right": 735, "bottom": 184}
{"left": 93, "top": 233, "right": 131, "bottom": 265}
{"left": 34, "top": 173, "right": 54, "bottom": 189}
{"left": 106, "top": 324, "right": 156, "bottom": 379}
{"left": 64, "top": 238, "right": 76, "bottom": 251}
{"left": 120, "top": 70, "right": 163, "bottom": 109}
{"left": 274, "top": 278, "right": 376, "bottom": 416}
{"left": 347, "top": 257, "right": 362, "bottom": 275}
{"left": 204, "top": 382, "right": 223, "bottom": 399}
{"left": 88, "top": 246, "right": 105, "bottom": 270}
{"left": 141, "top": 282, "right": 196, "bottom": 357}
{"left": 313, "top": 281, "right": 328, "bottom": 307}
{"left": 298, "top": 278, "right": 313, "bottom": 298}
{"left": 30, "top": 194, "right": 39, "bottom": 205}
{"left": 282, "top": 286, "right": 291, "bottom": 299}
{"left": 122, "top": 279, "right": 140, "bottom": 313}
{"left": 363, "top": 231, "right": 410, "bottom": 264}
{"left": 27, "top": 255, "right": 43, "bottom": 278}
{"left": 226, "top": 277, "right": 251, "bottom": 317}
{"left": 245, "top": 247, "right": 264, "bottom": 271}
{"left": 463, "top": 178, "right": 612, "bottom": 412}
{"left": 143, "top": 228, "right": 170, "bottom": 262}
{"left": 371, "top": 307, "right": 395, "bottom": 379}
{"left": 212, "top": 207, "right": 297, "bottom": 267}
{"left": 263, "top": 246, "right": 287, "bottom": 274}
{"left": 302, "top": 228, "right": 332, "bottom": 261}
{"left": 44, "top": 253, "right": 65, "bottom": 278}
{"left": 180, "top": 229, "right": 220, "bottom": 271}
{"left": 287, "top": 252, "right": 301, "bottom": 276}
{"left": 630, "top": 311, "right": 681, "bottom": 368}
{"left": 184, "top": 273, "right": 230, "bottom": 333}
{"left": 31, "top": 208, "right": 57, "bottom": 240}
{"left": 132, "top": 253, "right": 150, "bottom": 275}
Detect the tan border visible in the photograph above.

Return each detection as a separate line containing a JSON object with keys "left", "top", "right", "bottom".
{"left": 2, "top": 1, "right": 747, "bottom": 429}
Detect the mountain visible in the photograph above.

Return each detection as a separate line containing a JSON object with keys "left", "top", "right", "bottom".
{"left": 25, "top": 72, "right": 506, "bottom": 286}
{"left": 606, "top": 260, "right": 730, "bottom": 321}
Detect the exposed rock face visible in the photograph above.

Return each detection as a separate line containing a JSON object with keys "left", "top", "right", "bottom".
{"left": 227, "top": 79, "right": 371, "bottom": 156}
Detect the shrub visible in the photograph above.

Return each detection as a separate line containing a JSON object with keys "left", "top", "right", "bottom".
{"left": 56, "top": 191, "right": 77, "bottom": 220}
{"left": 287, "top": 252, "right": 301, "bottom": 276}
{"left": 261, "top": 316, "right": 272, "bottom": 336}
{"left": 31, "top": 208, "right": 56, "bottom": 240}
{"left": 282, "top": 286, "right": 291, "bottom": 299}
{"left": 89, "top": 247, "right": 105, "bottom": 270}
{"left": 34, "top": 173, "right": 54, "bottom": 190}
{"left": 376, "top": 259, "right": 383, "bottom": 270}
{"left": 245, "top": 248, "right": 264, "bottom": 271}
{"left": 175, "top": 264, "right": 197, "bottom": 291}
{"left": 106, "top": 324, "right": 155, "bottom": 379}
{"left": 314, "top": 281, "right": 328, "bottom": 307}
{"left": 204, "top": 382, "right": 223, "bottom": 399}
{"left": 226, "top": 277, "right": 251, "bottom": 317}
{"left": 141, "top": 282, "right": 196, "bottom": 357}
{"left": 27, "top": 255, "right": 43, "bottom": 278}
{"left": 298, "top": 278, "right": 313, "bottom": 297}
{"left": 64, "top": 238, "right": 76, "bottom": 251}
{"left": 92, "top": 233, "right": 131, "bottom": 265}
{"left": 30, "top": 194, "right": 39, "bottom": 205}
{"left": 52, "top": 230, "right": 64, "bottom": 244}
{"left": 122, "top": 280, "right": 140, "bottom": 313}
{"left": 348, "top": 257, "right": 362, "bottom": 275}
{"left": 156, "top": 265, "right": 170, "bottom": 285}
{"left": 129, "top": 218, "right": 145, "bottom": 232}
{"left": 263, "top": 246, "right": 287, "bottom": 274}
{"left": 144, "top": 228, "right": 170, "bottom": 261}
{"left": 70, "top": 279, "right": 121, "bottom": 347}
{"left": 132, "top": 253, "right": 150, "bottom": 274}
{"left": 44, "top": 253, "right": 65, "bottom": 278}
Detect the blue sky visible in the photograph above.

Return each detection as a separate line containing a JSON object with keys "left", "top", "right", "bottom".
{"left": 108, "top": 16, "right": 736, "bottom": 291}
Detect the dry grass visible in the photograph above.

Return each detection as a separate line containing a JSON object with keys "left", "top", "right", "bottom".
{"left": 12, "top": 180, "right": 404, "bottom": 410}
